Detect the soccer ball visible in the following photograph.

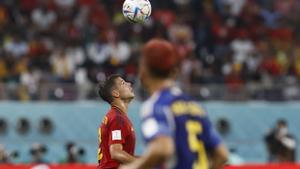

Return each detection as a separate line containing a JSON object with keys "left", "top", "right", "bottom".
{"left": 122, "top": 0, "right": 152, "bottom": 23}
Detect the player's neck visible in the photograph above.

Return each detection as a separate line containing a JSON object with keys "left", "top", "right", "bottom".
{"left": 148, "top": 78, "right": 174, "bottom": 96}
{"left": 111, "top": 99, "right": 131, "bottom": 115}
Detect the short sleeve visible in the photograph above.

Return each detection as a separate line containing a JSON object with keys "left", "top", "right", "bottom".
{"left": 108, "top": 115, "right": 128, "bottom": 145}
{"left": 141, "top": 104, "right": 174, "bottom": 142}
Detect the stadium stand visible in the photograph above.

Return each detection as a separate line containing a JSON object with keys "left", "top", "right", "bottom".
{"left": 0, "top": 0, "right": 300, "bottom": 100}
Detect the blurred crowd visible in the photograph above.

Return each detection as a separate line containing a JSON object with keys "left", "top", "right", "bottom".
{"left": 0, "top": 0, "right": 300, "bottom": 100}
{"left": 0, "top": 142, "right": 86, "bottom": 164}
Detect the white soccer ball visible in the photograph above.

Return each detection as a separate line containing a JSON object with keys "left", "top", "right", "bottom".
{"left": 122, "top": 0, "right": 152, "bottom": 23}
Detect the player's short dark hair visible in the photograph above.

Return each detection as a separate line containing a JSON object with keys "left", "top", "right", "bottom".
{"left": 98, "top": 74, "right": 121, "bottom": 104}
{"left": 142, "top": 38, "right": 180, "bottom": 79}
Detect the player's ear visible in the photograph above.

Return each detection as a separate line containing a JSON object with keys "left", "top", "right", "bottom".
{"left": 111, "top": 89, "right": 120, "bottom": 98}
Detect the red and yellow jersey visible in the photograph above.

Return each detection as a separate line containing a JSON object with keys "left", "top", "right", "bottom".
{"left": 97, "top": 106, "right": 136, "bottom": 169}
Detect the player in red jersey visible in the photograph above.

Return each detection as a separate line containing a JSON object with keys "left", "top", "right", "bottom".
{"left": 97, "top": 74, "right": 136, "bottom": 169}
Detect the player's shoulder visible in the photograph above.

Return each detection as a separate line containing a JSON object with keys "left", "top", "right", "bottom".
{"left": 140, "top": 91, "right": 161, "bottom": 117}
{"left": 141, "top": 87, "right": 184, "bottom": 117}
{"left": 157, "top": 86, "right": 189, "bottom": 106}
{"left": 105, "top": 108, "right": 115, "bottom": 119}
{"left": 152, "top": 87, "right": 207, "bottom": 117}
{"left": 105, "top": 108, "right": 125, "bottom": 122}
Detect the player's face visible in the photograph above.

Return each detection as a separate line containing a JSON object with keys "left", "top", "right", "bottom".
{"left": 114, "top": 77, "right": 135, "bottom": 100}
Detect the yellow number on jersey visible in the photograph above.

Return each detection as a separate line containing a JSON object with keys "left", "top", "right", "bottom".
{"left": 186, "top": 120, "right": 208, "bottom": 169}
{"left": 98, "top": 128, "right": 103, "bottom": 161}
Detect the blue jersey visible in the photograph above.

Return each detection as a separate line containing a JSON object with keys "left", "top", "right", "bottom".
{"left": 140, "top": 87, "right": 222, "bottom": 169}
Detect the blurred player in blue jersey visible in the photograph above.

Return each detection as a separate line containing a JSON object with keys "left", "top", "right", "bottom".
{"left": 120, "top": 39, "right": 228, "bottom": 169}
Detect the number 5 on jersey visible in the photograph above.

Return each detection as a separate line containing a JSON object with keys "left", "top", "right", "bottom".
{"left": 186, "top": 120, "right": 208, "bottom": 169}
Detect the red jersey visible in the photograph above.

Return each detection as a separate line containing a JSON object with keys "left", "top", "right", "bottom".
{"left": 97, "top": 106, "right": 136, "bottom": 169}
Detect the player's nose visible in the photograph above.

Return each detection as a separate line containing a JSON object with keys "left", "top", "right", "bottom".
{"left": 126, "top": 82, "right": 132, "bottom": 87}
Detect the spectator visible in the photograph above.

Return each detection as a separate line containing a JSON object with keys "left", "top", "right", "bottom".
{"left": 181, "top": 55, "right": 203, "bottom": 84}
{"left": 0, "top": 145, "right": 9, "bottom": 163}
{"left": 221, "top": 0, "right": 246, "bottom": 16}
{"left": 0, "top": 145, "right": 19, "bottom": 164}
{"left": 168, "top": 19, "right": 194, "bottom": 60}
{"left": 105, "top": 30, "right": 131, "bottom": 66}
{"left": 4, "top": 34, "right": 29, "bottom": 58}
{"left": 86, "top": 34, "right": 111, "bottom": 65}
{"left": 60, "top": 142, "right": 86, "bottom": 163}
{"left": 20, "top": 66, "right": 41, "bottom": 99}
{"left": 230, "top": 30, "right": 255, "bottom": 64}
{"left": 260, "top": 5, "right": 281, "bottom": 28}
{"left": 29, "top": 143, "right": 48, "bottom": 164}
{"left": 50, "top": 47, "right": 75, "bottom": 82}
{"left": 31, "top": 4, "right": 56, "bottom": 31}
{"left": 65, "top": 42, "right": 85, "bottom": 67}
{"left": 265, "top": 119, "right": 296, "bottom": 162}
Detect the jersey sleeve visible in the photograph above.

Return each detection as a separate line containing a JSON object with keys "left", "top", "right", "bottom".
{"left": 201, "top": 116, "right": 222, "bottom": 150}
{"left": 141, "top": 103, "right": 174, "bottom": 142}
{"left": 108, "top": 115, "right": 129, "bottom": 145}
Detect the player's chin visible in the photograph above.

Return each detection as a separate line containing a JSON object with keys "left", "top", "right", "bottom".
{"left": 125, "top": 93, "right": 135, "bottom": 100}
{"left": 129, "top": 93, "right": 135, "bottom": 99}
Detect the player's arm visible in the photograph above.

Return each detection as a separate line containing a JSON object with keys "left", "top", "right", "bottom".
{"left": 120, "top": 103, "right": 175, "bottom": 169}
{"left": 110, "top": 143, "right": 136, "bottom": 164}
{"left": 108, "top": 115, "right": 137, "bottom": 164}
{"left": 210, "top": 144, "right": 228, "bottom": 169}
{"left": 119, "top": 136, "right": 174, "bottom": 169}
{"left": 202, "top": 117, "right": 228, "bottom": 169}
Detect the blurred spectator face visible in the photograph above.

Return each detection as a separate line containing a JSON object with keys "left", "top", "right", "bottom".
{"left": 30, "top": 143, "right": 47, "bottom": 163}
{"left": 277, "top": 120, "right": 287, "bottom": 128}
{"left": 275, "top": 120, "right": 289, "bottom": 138}
{"left": 65, "top": 142, "right": 85, "bottom": 163}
